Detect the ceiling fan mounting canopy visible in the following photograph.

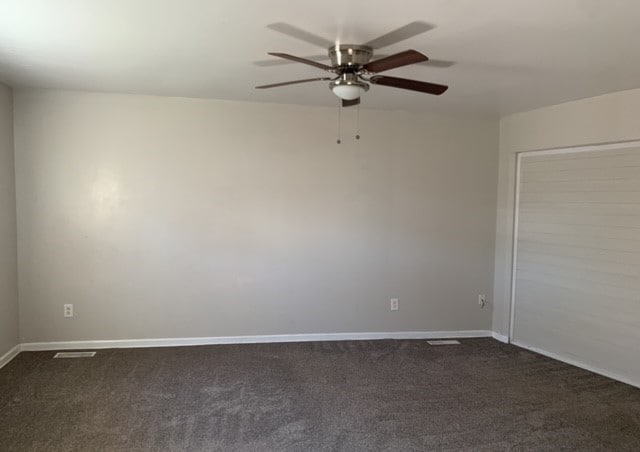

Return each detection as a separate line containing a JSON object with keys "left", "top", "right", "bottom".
{"left": 255, "top": 22, "right": 449, "bottom": 107}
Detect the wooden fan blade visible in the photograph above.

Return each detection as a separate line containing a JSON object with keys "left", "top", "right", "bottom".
{"left": 369, "top": 75, "right": 448, "bottom": 95}
{"left": 266, "top": 23, "right": 334, "bottom": 48}
{"left": 363, "top": 21, "right": 435, "bottom": 49}
{"left": 342, "top": 98, "right": 360, "bottom": 107}
{"left": 363, "top": 50, "right": 428, "bottom": 73}
{"left": 373, "top": 55, "right": 456, "bottom": 68}
{"left": 256, "top": 77, "right": 333, "bottom": 89}
{"left": 268, "top": 52, "right": 334, "bottom": 71}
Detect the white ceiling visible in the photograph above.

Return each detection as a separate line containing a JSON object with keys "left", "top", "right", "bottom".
{"left": 1, "top": 0, "right": 640, "bottom": 117}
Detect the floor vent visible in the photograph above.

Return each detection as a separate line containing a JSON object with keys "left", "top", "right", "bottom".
{"left": 427, "top": 340, "right": 461, "bottom": 345}
{"left": 54, "top": 351, "right": 96, "bottom": 359}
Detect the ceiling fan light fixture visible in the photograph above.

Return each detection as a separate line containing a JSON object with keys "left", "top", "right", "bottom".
{"left": 331, "top": 84, "right": 364, "bottom": 100}
{"left": 330, "top": 75, "right": 369, "bottom": 100}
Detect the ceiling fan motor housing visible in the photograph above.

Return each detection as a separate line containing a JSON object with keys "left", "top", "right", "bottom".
{"left": 328, "top": 44, "right": 373, "bottom": 68}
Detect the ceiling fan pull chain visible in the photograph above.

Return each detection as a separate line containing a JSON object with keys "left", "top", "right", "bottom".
{"left": 355, "top": 103, "right": 361, "bottom": 140}
{"left": 336, "top": 101, "right": 342, "bottom": 144}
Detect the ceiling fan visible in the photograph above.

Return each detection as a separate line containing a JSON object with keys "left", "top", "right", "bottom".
{"left": 255, "top": 22, "right": 449, "bottom": 107}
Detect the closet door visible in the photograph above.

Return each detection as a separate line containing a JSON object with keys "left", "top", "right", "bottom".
{"left": 512, "top": 143, "right": 640, "bottom": 387}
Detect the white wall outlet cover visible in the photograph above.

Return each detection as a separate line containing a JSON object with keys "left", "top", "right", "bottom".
{"left": 390, "top": 298, "right": 399, "bottom": 311}
{"left": 63, "top": 304, "right": 74, "bottom": 317}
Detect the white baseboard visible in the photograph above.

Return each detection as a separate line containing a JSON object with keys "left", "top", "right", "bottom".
{"left": 10, "top": 332, "right": 637, "bottom": 390}
{"left": 19, "top": 330, "right": 493, "bottom": 352}
{"left": 0, "top": 344, "right": 21, "bottom": 369}
{"left": 511, "top": 340, "right": 639, "bottom": 389}
{"left": 492, "top": 331, "right": 509, "bottom": 343}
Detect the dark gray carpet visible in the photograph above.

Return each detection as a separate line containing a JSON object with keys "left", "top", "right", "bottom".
{"left": 1, "top": 338, "right": 639, "bottom": 451}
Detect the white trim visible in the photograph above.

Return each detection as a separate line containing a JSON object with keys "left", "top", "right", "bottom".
{"left": 0, "top": 344, "right": 21, "bottom": 369}
{"left": 19, "top": 330, "right": 493, "bottom": 351}
{"left": 518, "top": 139, "right": 640, "bottom": 157}
{"left": 512, "top": 340, "right": 639, "bottom": 389}
{"left": 508, "top": 152, "right": 522, "bottom": 341}
{"left": 492, "top": 331, "right": 509, "bottom": 343}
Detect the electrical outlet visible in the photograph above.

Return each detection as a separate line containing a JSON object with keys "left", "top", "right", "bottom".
{"left": 390, "top": 298, "right": 399, "bottom": 311}
{"left": 478, "top": 295, "right": 486, "bottom": 309}
{"left": 64, "top": 304, "right": 74, "bottom": 318}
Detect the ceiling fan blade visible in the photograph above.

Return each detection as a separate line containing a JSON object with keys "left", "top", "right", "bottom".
{"left": 256, "top": 77, "right": 333, "bottom": 89}
{"left": 342, "top": 98, "right": 360, "bottom": 107}
{"left": 422, "top": 59, "right": 455, "bottom": 68}
{"left": 267, "top": 23, "right": 334, "bottom": 48}
{"left": 363, "top": 21, "right": 435, "bottom": 49}
{"left": 363, "top": 50, "right": 428, "bottom": 73}
{"left": 373, "top": 55, "right": 456, "bottom": 68}
{"left": 253, "top": 55, "right": 330, "bottom": 67}
{"left": 369, "top": 75, "right": 448, "bottom": 95}
{"left": 268, "top": 52, "right": 334, "bottom": 71}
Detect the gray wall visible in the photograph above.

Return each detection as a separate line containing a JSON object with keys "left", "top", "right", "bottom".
{"left": 493, "top": 87, "right": 640, "bottom": 338}
{"left": 0, "top": 83, "right": 19, "bottom": 357}
{"left": 14, "top": 89, "right": 498, "bottom": 343}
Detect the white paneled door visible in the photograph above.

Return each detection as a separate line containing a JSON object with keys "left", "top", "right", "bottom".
{"left": 511, "top": 142, "right": 640, "bottom": 388}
